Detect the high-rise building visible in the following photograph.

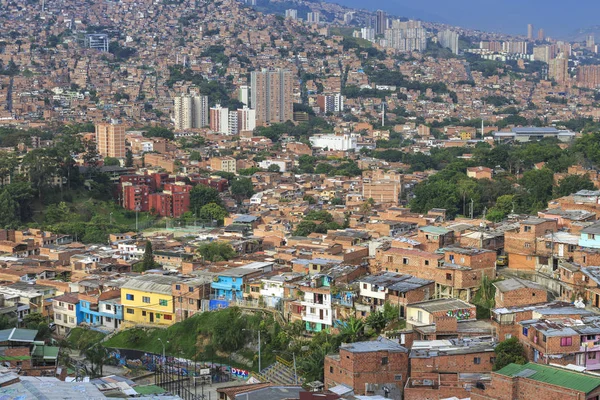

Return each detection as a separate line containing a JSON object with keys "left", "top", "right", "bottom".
{"left": 549, "top": 54, "right": 569, "bottom": 84}
{"left": 228, "top": 111, "right": 238, "bottom": 136}
{"left": 95, "top": 123, "right": 126, "bottom": 159}
{"left": 173, "top": 94, "right": 208, "bottom": 130}
{"left": 502, "top": 41, "right": 529, "bottom": 54}
{"left": 577, "top": 65, "right": 600, "bottom": 89}
{"left": 250, "top": 69, "right": 293, "bottom": 126}
{"left": 238, "top": 85, "right": 249, "bottom": 107}
{"left": 384, "top": 20, "right": 427, "bottom": 52}
{"left": 316, "top": 94, "right": 344, "bottom": 114}
{"left": 361, "top": 27, "right": 375, "bottom": 42}
{"left": 210, "top": 104, "right": 229, "bottom": 134}
{"left": 588, "top": 34, "right": 596, "bottom": 48}
{"left": 537, "top": 28, "right": 545, "bottom": 41}
{"left": 306, "top": 12, "right": 320, "bottom": 24}
{"left": 376, "top": 10, "right": 387, "bottom": 35}
{"left": 237, "top": 107, "right": 256, "bottom": 133}
{"left": 527, "top": 24, "right": 534, "bottom": 40}
{"left": 533, "top": 45, "right": 557, "bottom": 63}
{"left": 285, "top": 9, "right": 297, "bottom": 20}
{"left": 437, "top": 29, "right": 459, "bottom": 55}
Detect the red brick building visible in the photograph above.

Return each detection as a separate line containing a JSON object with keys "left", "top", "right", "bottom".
{"left": 493, "top": 278, "right": 548, "bottom": 308}
{"left": 324, "top": 336, "right": 408, "bottom": 397}
{"left": 504, "top": 218, "right": 558, "bottom": 270}
{"left": 122, "top": 184, "right": 150, "bottom": 212}
{"left": 148, "top": 182, "right": 192, "bottom": 218}
{"left": 471, "top": 362, "right": 600, "bottom": 400}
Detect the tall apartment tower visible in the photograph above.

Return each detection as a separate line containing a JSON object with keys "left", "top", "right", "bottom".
{"left": 237, "top": 107, "right": 256, "bottom": 133}
{"left": 95, "top": 123, "right": 125, "bottom": 158}
{"left": 587, "top": 35, "right": 596, "bottom": 48}
{"left": 173, "top": 94, "right": 208, "bottom": 130}
{"left": 527, "top": 24, "right": 534, "bottom": 40}
{"left": 250, "top": 69, "right": 293, "bottom": 126}
{"left": 537, "top": 28, "right": 545, "bottom": 41}
{"left": 238, "top": 85, "right": 249, "bottom": 107}
{"left": 306, "top": 12, "right": 320, "bottom": 24}
{"left": 549, "top": 54, "right": 569, "bottom": 84}
{"left": 437, "top": 29, "right": 459, "bottom": 54}
{"left": 210, "top": 104, "right": 229, "bottom": 134}
{"left": 376, "top": 10, "right": 387, "bottom": 35}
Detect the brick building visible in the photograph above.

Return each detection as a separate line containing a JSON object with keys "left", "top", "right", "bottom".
{"left": 471, "top": 362, "right": 600, "bottom": 400}
{"left": 324, "top": 336, "right": 409, "bottom": 397}
{"left": 493, "top": 278, "right": 548, "bottom": 308}
{"left": 504, "top": 218, "right": 558, "bottom": 270}
{"left": 122, "top": 184, "right": 150, "bottom": 212}
{"left": 148, "top": 182, "right": 192, "bottom": 218}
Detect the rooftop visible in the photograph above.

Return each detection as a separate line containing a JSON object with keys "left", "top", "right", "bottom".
{"left": 493, "top": 278, "right": 546, "bottom": 293}
{"left": 408, "top": 298, "right": 474, "bottom": 313}
{"left": 496, "top": 362, "right": 600, "bottom": 394}
{"left": 339, "top": 336, "right": 408, "bottom": 353}
{"left": 121, "top": 274, "right": 181, "bottom": 295}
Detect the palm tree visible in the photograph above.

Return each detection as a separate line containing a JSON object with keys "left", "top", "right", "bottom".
{"left": 366, "top": 311, "right": 387, "bottom": 334}
{"left": 339, "top": 316, "right": 365, "bottom": 343}
{"left": 84, "top": 344, "right": 110, "bottom": 378}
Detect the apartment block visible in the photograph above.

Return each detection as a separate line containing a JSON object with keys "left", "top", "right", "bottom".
{"left": 95, "top": 123, "right": 125, "bottom": 158}
{"left": 250, "top": 69, "right": 293, "bottom": 126}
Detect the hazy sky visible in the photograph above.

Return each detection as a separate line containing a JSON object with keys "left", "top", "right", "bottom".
{"left": 333, "top": 0, "right": 600, "bottom": 38}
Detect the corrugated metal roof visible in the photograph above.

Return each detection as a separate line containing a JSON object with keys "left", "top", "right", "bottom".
{"left": 497, "top": 362, "right": 600, "bottom": 394}
{"left": 121, "top": 275, "right": 181, "bottom": 295}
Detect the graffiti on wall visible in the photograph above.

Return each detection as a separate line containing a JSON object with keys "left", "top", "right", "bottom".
{"left": 446, "top": 308, "right": 473, "bottom": 321}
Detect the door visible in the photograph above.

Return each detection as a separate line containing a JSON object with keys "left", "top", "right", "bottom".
{"left": 150, "top": 313, "right": 154, "bottom": 323}
{"left": 319, "top": 309, "right": 324, "bottom": 320}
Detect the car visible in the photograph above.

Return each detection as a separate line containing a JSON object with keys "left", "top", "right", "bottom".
{"left": 496, "top": 255, "right": 508, "bottom": 267}
{"left": 48, "top": 323, "right": 56, "bottom": 331}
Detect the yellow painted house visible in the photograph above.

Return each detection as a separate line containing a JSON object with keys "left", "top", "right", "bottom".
{"left": 121, "top": 275, "right": 181, "bottom": 327}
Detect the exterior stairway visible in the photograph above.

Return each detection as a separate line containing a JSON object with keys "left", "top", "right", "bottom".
{"left": 255, "top": 357, "right": 303, "bottom": 385}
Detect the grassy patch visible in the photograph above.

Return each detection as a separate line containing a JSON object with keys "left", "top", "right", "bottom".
{"left": 67, "top": 327, "right": 106, "bottom": 350}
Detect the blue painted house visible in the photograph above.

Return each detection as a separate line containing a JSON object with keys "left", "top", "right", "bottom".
{"left": 579, "top": 223, "right": 600, "bottom": 249}
{"left": 211, "top": 262, "right": 273, "bottom": 302}
{"left": 79, "top": 290, "right": 123, "bottom": 332}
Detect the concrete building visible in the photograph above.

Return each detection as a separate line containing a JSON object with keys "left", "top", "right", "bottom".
{"left": 493, "top": 278, "right": 548, "bottom": 308}
{"left": 549, "top": 54, "right": 569, "bottom": 84}
{"left": 95, "top": 123, "right": 125, "bottom": 159}
{"left": 577, "top": 65, "right": 600, "bottom": 89}
{"left": 210, "top": 156, "right": 237, "bottom": 174}
{"left": 52, "top": 293, "right": 80, "bottom": 336}
{"left": 362, "top": 180, "right": 401, "bottom": 204}
{"left": 309, "top": 133, "right": 358, "bottom": 151}
{"left": 384, "top": 20, "right": 427, "bottom": 52}
{"left": 306, "top": 11, "right": 320, "bottom": 24}
{"left": 316, "top": 94, "right": 344, "bottom": 114}
{"left": 437, "top": 29, "right": 459, "bottom": 54}
{"left": 210, "top": 104, "right": 229, "bottom": 134}
{"left": 173, "top": 94, "right": 209, "bottom": 130}
{"left": 376, "top": 10, "right": 387, "bottom": 35}
{"left": 84, "top": 34, "right": 109, "bottom": 52}
{"left": 237, "top": 106, "right": 256, "bottom": 132}
{"left": 250, "top": 69, "right": 293, "bottom": 126}
{"left": 238, "top": 85, "right": 249, "bottom": 107}
{"left": 527, "top": 24, "right": 534, "bottom": 40}
{"left": 284, "top": 9, "right": 297, "bottom": 19}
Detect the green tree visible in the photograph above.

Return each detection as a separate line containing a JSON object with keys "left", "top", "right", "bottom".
{"left": 303, "top": 195, "right": 316, "bottom": 204}
{"left": 104, "top": 157, "right": 120, "bottom": 166}
{"left": 365, "top": 311, "right": 387, "bottom": 334}
{"left": 198, "top": 203, "right": 228, "bottom": 225}
{"left": 293, "top": 220, "right": 317, "bottom": 236}
{"left": 554, "top": 174, "right": 595, "bottom": 198}
{"left": 230, "top": 178, "right": 254, "bottom": 203}
{"left": 197, "top": 241, "right": 236, "bottom": 262}
{"left": 338, "top": 316, "right": 365, "bottom": 343}
{"left": 45, "top": 202, "right": 70, "bottom": 224}
{"left": 493, "top": 337, "right": 526, "bottom": 371}
{"left": 267, "top": 164, "right": 281, "bottom": 173}
{"left": 519, "top": 168, "right": 554, "bottom": 212}
{"left": 0, "top": 189, "right": 19, "bottom": 228}
{"left": 472, "top": 275, "right": 496, "bottom": 319}
{"left": 487, "top": 194, "right": 515, "bottom": 222}
{"left": 125, "top": 149, "right": 134, "bottom": 167}
{"left": 84, "top": 344, "right": 110, "bottom": 378}
{"left": 135, "top": 241, "right": 157, "bottom": 272}
{"left": 190, "top": 185, "right": 223, "bottom": 212}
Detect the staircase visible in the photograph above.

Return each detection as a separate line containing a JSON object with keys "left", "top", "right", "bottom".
{"left": 255, "top": 357, "right": 304, "bottom": 385}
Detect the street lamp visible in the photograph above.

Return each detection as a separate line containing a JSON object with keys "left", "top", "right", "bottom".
{"left": 243, "top": 329, "right": 261, "bottom": 372}
{"left": 158, "top": 338, "right": 169, "bottom": 360}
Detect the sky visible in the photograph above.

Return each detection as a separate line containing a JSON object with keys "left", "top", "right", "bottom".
{"left": 333, "top": 0, "right": 600, "bottom": 38}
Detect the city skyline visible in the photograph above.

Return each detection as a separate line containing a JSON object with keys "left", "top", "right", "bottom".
{"left": 333, "top": 0, "right": 600, "bottom": 38}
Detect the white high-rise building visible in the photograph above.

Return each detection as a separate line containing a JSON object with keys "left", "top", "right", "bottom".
{"left": 437, "top": 29, "right": 459, "bottom": 55}
{"left": 173, "top": 94, "right": 208, "bottom": 130}
{"left": 237, "top": 107, "right": 256, "bottom": 133}
{"left": 238, "top": 85, "right": 249, "bottom": 107}
{"left": 285, "top": 9, "right": 297, "bottom": 20}
{"left": 210, "top": 104, "right": 230, "bottom": 134}
{"left": 384, "top": 20, "right": 427, "bottom": 52}
{"left": 307, "top": 12, "right": 320, "bottom": 24}
{"left": 228, "top": 111, "right": 238, "bottom": 136}
{"left": 361, "top": 27, "right": 376, "bottom": 42}
{"left": 343, "top": 12, "right": 354, "bottom": 25}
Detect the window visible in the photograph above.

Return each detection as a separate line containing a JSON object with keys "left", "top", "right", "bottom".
{"left": 522, "top": 327, "right": 528, "bottom": 336}
{"left": 560, "top": 337, "right": 572, "bottom": 346}
{"left": 105, "top": 304, "right": 112, "bottom": 311}
{"left": 589, "top": 352, "right": 597, "bottom": 360}
{"left": 58, "top": 302, "right": 64, "bottom": 307}
{"left": 126, "top": 294, "right": 134, "bottom": 301}
{"left": 127, "top": 308, "right": 134, "bottom": 314}
{"left": 55, "top": 314, "right": 62, "bottom": 321}
{"left": 505, "top": 334, "right": 512, "bottom": 339}
{"left": 524, "top": 243, "right": 531, "bottom": 248}
{"left": 425, "top": 260, "right": 429, "bottom": 266}
{"left": 546, "top": 242, "right": 552, "bottom": 249}
{"left": 387, "top": 256, "right": 393, "bottom": 263}
{"left": 69, "top": 317, "right": 74, "bottom": 323}
{"left": 587, "top": 335, "right": 596, "bottom": 341}
{"left": 590, "top": 234, "right": 596, "bottom": 240}
{"left": 189, "top": 299, "right": 194, "bottom": 304}
{"left": 446, "top": 273, "right": 452, "bottom": 280}
{"left": 68, "top": 304, "right": 74, "bottom": 311}
{"left": 381, "top": 357, "right": 388, "bottom": 365}
{"left": 363, "top": 284, "right": 367, "bottom": 289}
{"left": 142, "top": 311, "right": 147, "bottom": 316}
{"left": 403, "top": 258, "right": 409, "bottom": 265}
{"left": 159, "top": 299, "right": 168, "bottom": 306}
{"left": 542, "top": 334, "right": 546, "bottom": 342}
{"left": 524, "top": 226, "right": 531, "bottom": 232}
{"left": 178, "top": 297, "right": 182, "bottom": 303}
{"left": 156, "top": 314, "right": 161, "bottom": 319}
{"left": 474, "top": 357, "right": 481, "bottom": 365}
{"left": 394, "top": 374, "right": 402, "bottom": 381}
{"left": 106, "top": 317, "right": 112, "bottom": 323}
{"left": 330, "top": 366, "right": 334, "bottom": 373}
{"left": 310, "top": 307, "right": 315, "bottom": 314}
{"left": 189, "top": 287, "right": 194, "bottom": 292}
{"left": 164, "top": 315, "right": 173, "bottom": 321}
{"left": 175, "top": 284, "right": 181, "bottom": 290}
{"left": 142, "top": 296, "right": 151, "bottom": 303}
